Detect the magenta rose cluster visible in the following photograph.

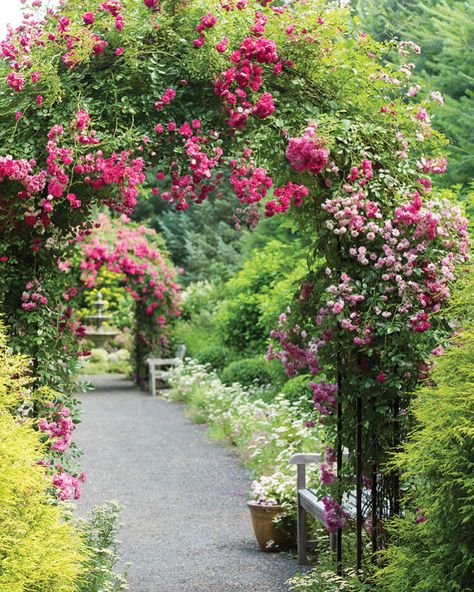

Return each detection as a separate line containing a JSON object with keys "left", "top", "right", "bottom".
{"left": 0, "top": 110, "right": 145, "bottom": 244}
{"left": 322, "top": 495, "right": 350, "bottom": 533}
{"left": 152, "top": 118, "right": 224, "bottom": 211}
{"left": 285, "top": 123, "right": 330, "bottom": 175}
{"left": 38, "top": 404, "right": 74, "bottom": 454}
{"left": 212, "top": 12, "right": 281, "bottom": 129}
{"left": 52, "top": 469, "right": 87, "bottom": 501}
{"left": 21, "top": 279, "right": 48, "bottom": 311}
{"left": 37, "top": 403, "right": 86, "bottom": 500}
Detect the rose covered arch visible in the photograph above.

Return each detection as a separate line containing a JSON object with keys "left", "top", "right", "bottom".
{"left": 72, "top": 213, "right": 181, "bottom": 383}
{"left": 0, "top": 0, "right": 469, "bottom": 572}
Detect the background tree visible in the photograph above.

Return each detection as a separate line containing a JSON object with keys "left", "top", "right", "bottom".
{"left": 134, "top": 191, "right": 244, "bottom": 284}
{"left": 356, "top": 0, "right": 474, "bottom": 186}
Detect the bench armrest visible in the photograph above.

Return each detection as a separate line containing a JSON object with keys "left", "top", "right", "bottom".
{"left": 290, "top": 454, "right": 321, "bottom": 489}
{"left": 289, "top": 453, "right": 322, "bottom": 465}
{"left": 148, "top": 358, "right": 181, "bottom": 367}
{"left": 290, "top": 449, "right": 351, "bottom": 466}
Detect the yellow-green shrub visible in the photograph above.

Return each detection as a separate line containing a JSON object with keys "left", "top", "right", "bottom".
{"left": 0, "top": 321, "right": 86, "bottom": 591}
{"left": 377, "top": 269, "right": 474, "bottom": 592}
{"left": 377, "top": 330, "right": 474, "bottom": 592}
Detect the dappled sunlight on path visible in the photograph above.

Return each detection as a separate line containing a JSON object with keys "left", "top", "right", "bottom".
{"left": 76, "top": 374, "right": 298, "bottom": 592}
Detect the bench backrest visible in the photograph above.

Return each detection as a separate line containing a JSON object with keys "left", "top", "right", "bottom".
{"left": 147, "top": 345, "right": 186, "bottom": 366}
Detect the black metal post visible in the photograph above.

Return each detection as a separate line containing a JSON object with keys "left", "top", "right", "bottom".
{"left": 356, "top": 395, "right": 363, "bottom": 573}
{"left": 336, "top": 371, "right": 343, "bottom": 574}
{"left": 393, "top": 396, "right": 400, "bottom": 516}
{"left": 371, "top": 464, "right": 377, "bottom": 557}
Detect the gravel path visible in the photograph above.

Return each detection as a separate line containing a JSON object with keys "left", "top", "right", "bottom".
{"left": 75, "top": 374, "right": 299, "bottom": 592}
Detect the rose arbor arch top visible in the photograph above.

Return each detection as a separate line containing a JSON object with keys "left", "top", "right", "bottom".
{"left": 0, "top": 0, "right": 469, "bottom": 574}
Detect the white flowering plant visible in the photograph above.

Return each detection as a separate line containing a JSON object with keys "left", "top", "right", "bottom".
{"left": 289, "top": 568, "right": 372, "bottom": 592}
{"left": 165, "top": 360, "right": 323, "bottom": 517}
{"left": 250, "top": 471, "right": 295, "bottom": 507}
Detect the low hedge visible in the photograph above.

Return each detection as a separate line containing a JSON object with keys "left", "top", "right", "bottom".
{"left": 194, "top": 344, "right": 235, "bottom": 370}
{"left": 220, "top": 356, "right": 287, "bottom": 389}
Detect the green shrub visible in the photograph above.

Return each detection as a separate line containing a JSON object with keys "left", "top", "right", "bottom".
{"left": 216, "top": 294, "right": 263, "bottom": 353}
{"left": 215, "top": 239, "right": 308, "bottom": 353}
{"left": 266, "top": 358, "right": 289, "bottom": 389}
{"left": 281, "top": 374, "right": 315, "bottom": 416}
{"left": 79, "top": 349, "right": 132, "bottom": 375}
{"left": 194, "top": 344, "right": 234, "bottom": 370}
{"left": 114, "top": 349, "right": 131, "bottom": 362}
{"left": 172, "top": 239, "right": 314, "bottom": 363}
{"left": 171, "top": 281, "right": 224, "bottom": 358}
{"left": 180, "top": 281, "right": 219, "bottom": 320}
{"left": 109, "top": 361, "right": 132, "bottom": 374}
{"left": 89, "top": 348, "right": 109, "bottom": 364}
{"left": 0, "top": 412, "right": 87, "bottom": 592}
{"left": 220, "top": 356, "right": 286, "bottom": 389}
{"left": 172, "top": 319, "right": 219, "bottom": 358}
{"left": 281, "top": 374, "right": 312, "bottom": 403}
{"left": 76, "top": 502, "right": 128, "bottom": 592}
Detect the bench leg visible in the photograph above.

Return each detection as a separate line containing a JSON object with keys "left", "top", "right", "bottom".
{"left": 297, "top": 494, "right": 309, "bottom": 565}
{"left": 149, "top": 370, "right": 156, "bottom": 397}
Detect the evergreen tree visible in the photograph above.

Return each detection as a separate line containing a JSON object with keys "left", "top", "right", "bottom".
{"left": 133, "top": 191, "right": 244, "bottom": 285}
{"left": 356, "top": 0, "right": 474, "bottom": 186}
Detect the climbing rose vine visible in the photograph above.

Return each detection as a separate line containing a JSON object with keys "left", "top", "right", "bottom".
{"left": 0, "top": 0, "right": 469, "bottom": 538}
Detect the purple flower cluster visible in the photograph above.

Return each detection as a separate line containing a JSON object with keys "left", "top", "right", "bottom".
{"left": 322, "top": 496, "right": 350, "bottom": 533}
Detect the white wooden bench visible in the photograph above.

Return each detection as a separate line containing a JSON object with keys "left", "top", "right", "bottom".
{"left": 147, "top": 345, "right": 186, "bottom": 396}
{"left": 290, "top": 451, "right": 355, "bottom": 565}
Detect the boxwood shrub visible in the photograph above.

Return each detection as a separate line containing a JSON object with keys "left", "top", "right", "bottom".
{"left": 220, "top": 356, "right": 287, "bottom": 389}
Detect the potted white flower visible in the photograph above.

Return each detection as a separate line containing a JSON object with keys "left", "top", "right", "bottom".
{"left": 247, "top": 471, "right": 296, "bottom": 552}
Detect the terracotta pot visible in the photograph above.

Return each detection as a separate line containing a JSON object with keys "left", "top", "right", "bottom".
{"left": 247, "top": 501, "right": 294, "bottom": 552}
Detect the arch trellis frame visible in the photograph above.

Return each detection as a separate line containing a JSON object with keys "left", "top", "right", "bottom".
{"left": 0, "top": 0, "right": 469, "bottom": 577}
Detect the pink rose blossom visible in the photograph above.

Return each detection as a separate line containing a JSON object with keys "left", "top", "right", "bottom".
{"left": 82, "top": 11, "right": 95, "bottom": 24}
{"left": 7, "top": 72, "right": 24, "bottom": 92}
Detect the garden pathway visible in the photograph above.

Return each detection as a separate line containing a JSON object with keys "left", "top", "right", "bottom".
{"left": 76, "top": 374, "right": 299, "bottom": 592}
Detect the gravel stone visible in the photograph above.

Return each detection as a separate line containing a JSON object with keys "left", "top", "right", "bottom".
{"left": 75, "top": 374, "right": 300, "bottom": 592}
